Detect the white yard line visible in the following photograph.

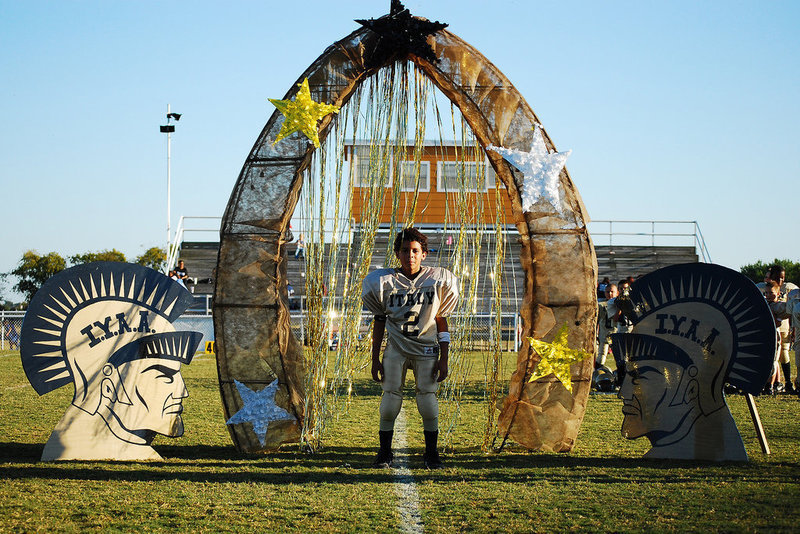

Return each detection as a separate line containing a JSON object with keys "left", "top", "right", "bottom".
{"left": 392, "top": 408, "right": 424, "bottom": 534}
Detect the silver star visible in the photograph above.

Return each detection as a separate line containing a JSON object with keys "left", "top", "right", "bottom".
{"left": 489, "top": 126, "right": 571, "bottom": 213}
{"left": 226, "top": 379, "right": 295, "bottom": 446}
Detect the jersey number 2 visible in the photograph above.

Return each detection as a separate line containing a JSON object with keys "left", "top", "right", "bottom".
{"left": 402, "top": 311, "right": 420, "bottom": 337}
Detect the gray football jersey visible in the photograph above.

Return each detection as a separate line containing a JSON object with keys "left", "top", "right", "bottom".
{"left": 362, "top": 266, "right": 459, "bottom": 358}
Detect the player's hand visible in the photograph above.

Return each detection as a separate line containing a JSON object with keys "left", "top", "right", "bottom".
{"left": 432, "top": 359, "right": 448, "bottom": 382}
{"left": 371, "top": 360, "right": 384, "bottom": 382}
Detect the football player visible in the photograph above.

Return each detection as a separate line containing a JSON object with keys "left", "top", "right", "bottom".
{"left": 362, "top": 228, "right": 458, "bottom": 469}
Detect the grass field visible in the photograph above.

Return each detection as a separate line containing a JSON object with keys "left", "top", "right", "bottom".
{"left": 1, "top": 348, "right": 799, "bottom": 532}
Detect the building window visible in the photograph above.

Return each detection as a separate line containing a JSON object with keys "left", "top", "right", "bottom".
{"left": 352, "top": 146, "right": 393, "bottom": 188}
{"left": 436, "top": 161, "right": 495, "bottom": 192}
{"left": 397, "top": 161, "right": 430, "bottom": 192}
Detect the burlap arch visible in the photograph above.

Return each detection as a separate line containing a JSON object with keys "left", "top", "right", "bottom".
{"left": 214, "top": 24, "right": 597, "bottom": 453}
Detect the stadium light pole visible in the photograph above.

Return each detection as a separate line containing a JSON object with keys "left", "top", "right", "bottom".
{"left": 160, "top": 105, "right": 181, "bottom": 269}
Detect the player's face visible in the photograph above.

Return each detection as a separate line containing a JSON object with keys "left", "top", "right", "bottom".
{"left": 618, "top": 359, "right": 686, "bottom": 440}
{"left": 112, "top": 358, "right": 189, "bottom": 437}
{"left": 767, "top": 271, "right": 785, "bottom": 285}
{"left": 396, "top": 240, "right": 427, "bottom": 276}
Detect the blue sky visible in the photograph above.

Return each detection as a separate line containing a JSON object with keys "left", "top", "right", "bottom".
{"left": 1, "top": 1, "right": 798, "bottom": 300}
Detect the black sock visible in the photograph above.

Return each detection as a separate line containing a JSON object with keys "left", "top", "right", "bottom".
{"left": 379, "top": 430, "right": 393, "bottom": 453}
{"left": 781, "top": 362, "right": 792, "bottom": 388}
{"left": 423, "top": 430, "right": 438, "bottom": 456}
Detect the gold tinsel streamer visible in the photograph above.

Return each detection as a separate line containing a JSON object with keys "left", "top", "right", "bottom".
{"left": 296, "top": 61, "right": 519, "bottom": 452}
{"left": 484, "top": 173, "right": 506, "bottom": 452}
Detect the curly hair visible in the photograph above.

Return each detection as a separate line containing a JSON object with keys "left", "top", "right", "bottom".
{"left": 393, "top": 227, "right": 428, "bottom": 253}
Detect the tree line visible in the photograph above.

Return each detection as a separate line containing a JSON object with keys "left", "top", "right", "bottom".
{"left": 3, "top": 247, "right": 166, "bottom": 307}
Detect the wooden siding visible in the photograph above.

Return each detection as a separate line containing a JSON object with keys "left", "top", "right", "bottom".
{"left": 349, "top": 144, "right": 515, "bottom": 224}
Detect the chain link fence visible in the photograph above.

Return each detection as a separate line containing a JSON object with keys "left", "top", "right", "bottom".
{"left": 173, "top": 316, "right": 215, "bottom": 348}
{"left": 1, "top": 311, "right": 24, "bottom": 351}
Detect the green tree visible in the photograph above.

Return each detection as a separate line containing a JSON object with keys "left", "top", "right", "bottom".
{"left": 135, "top": 246, "right": 167, "bottom": 272}
{"left": 740, "top": 259, "right": 800, "bottom": 287}
{"left": 11, "top": 251, "right": 67, "bottom": 303}
{"left": 69, "top": 249, "right": 127, "bottom": 265}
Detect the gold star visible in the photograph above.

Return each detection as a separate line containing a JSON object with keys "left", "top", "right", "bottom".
{"left": 269, "top": 78, "right": 340, "bottom": 148}
{"left": 528, "top": 323, "right": 590, "bottom": 393}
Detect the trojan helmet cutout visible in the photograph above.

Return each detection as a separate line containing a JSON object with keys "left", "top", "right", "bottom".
{"left": 21, "top": 262, "right": 202, "bottom": 461}
{"left": 611, "top": 263, "right": 775, "bottom": 461}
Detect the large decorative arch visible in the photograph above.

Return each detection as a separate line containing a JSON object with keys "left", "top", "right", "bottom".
{"left": 214, "top": 12, "right": 597, "bottom": 453}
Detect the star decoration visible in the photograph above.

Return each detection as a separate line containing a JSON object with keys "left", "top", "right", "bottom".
{"left": 527, "top": 323, "right": 590, "bottom": 393}
{"left": 269, "top": 78, "right": 340, "bottom": 148}
{"left": 226, "top": 379, "right": 295, "bottom": 446}
{"left": 356, "top": 0, "right": 448, "bottom": 69}
{"left": 488, "top": 125, "right": 571, "bottom": 213}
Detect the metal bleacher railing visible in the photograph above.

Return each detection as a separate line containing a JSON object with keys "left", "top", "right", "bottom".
{"left": 167, "top": 216, "right": 712, "bottom": 288}
{"left": 166, "top": 216, "right": 223, "bottom": 274}
{"left": 588, "top": 220, "right": 711, "bottom": 263}
{"left": 170, "top": 217, "right": 712, "bottom": 266}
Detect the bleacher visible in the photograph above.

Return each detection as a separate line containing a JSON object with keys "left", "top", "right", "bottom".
{"left": 596, "top": 245, "right": 698, "bottom": 284}
{"left": 364, "top": 229, "right": 526, "bottom": 307}
{"left": 173, "top": 237, "right": 700, "bottom": 307}
{"left": 279, "top": 229, "right": 526, "bottom": 304}
{"left": 173, "top": 241, "right": 217, "bottom": 296}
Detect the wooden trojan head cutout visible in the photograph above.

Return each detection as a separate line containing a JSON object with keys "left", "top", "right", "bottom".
{"left": 610, "top": 263, "right": 775, "bottom": 461}
{"left": 21, "top": 262, "right": 203, "bottom": 461}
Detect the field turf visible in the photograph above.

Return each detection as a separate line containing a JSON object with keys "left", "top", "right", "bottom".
{"left": 1, "top": 349, "right": 799, "bottom": 532}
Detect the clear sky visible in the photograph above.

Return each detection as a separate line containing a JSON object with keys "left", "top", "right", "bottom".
{"left": 1, "top": 0, "right": 798, "bottom": 301}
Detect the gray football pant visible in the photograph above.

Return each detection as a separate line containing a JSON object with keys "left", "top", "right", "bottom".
{"left": 379, "top": 347, "right": 439, "bottom": 432}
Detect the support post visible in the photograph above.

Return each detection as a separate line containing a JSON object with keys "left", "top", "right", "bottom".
{"left": 745, "top": 393, "right": 770, "bottom": 455}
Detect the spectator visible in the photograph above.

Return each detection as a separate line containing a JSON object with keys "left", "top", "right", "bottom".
{"left": 611, "top": 279, "right": 634, "bottom": 334}
{"left": 169, "top": 270, "right": 187, "bottom": 290}
{"left": 606, "top": 281, "right": 633, "bottom": 384}
{"left": 597, "top": 277, "right": 610, "bottom": 300}
{"left": 767, "top": 286, "right": 800, "bottom": 398}
{"left": 5, "top": 322, "right": 20, "bottom": 350}
{"left": 764, "top": 280, "right": 783, "bottom": 394}
{"left": 175, "top": 260, "right": 191, "bottom": 284}
{"left": 596, "top": 283, "right": 618, "bottom": 369}
{"left": 295, "top": 233, "right": 305, "bottom": 259}
{"left": 757, "top": 264, "right": 799, "bottom": 393}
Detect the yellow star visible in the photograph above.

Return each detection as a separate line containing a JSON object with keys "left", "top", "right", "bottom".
{"left": 527, "top": 323, "right": 590, "bottom": 392}
{"left": 269, "top": 78, "right": 340, "bottom": 148}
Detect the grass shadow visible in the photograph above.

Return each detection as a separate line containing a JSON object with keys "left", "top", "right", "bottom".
{"left": 4, "top": 441, "right": 797, "bottom": 488}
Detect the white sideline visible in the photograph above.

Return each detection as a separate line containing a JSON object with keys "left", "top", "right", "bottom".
{"left": 392, "top": 408, "right": 424, "bottom": 533}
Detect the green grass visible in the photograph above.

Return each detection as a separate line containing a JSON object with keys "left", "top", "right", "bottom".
{"left": 1, "top": 348, "right": 799, "bottom": 532}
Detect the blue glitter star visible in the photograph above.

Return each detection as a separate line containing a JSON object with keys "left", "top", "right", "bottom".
{"left": 226, "top": 379, "right": 295, "bottom": 446}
